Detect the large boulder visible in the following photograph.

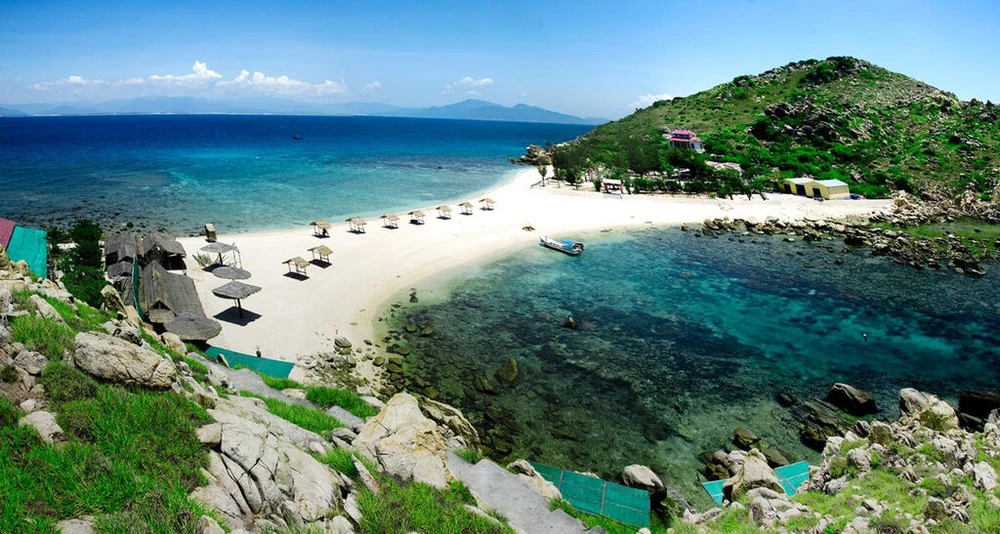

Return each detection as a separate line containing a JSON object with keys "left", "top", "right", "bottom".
{"left": 508, "top": 459, "right": 562, "bottom": 500}
{"left": 160, "top": 332, "right": 186, "bottom": 356}
{"left": 722, "top": 449, "right": 783, "bottom": 503}
{"left": 355, "top": 393, "right": 451, "bottom": 488}
{"left": 72, "top": 332, "right": 178, "bottom": 389}
{"left": 826, "top": 383, "right": 878, "bottom": 415}
{"left": 898, "top": 388, "right": 959, "bottom": 431}
{"left": 622, "top": 464, "right": 665, "bottom": 492}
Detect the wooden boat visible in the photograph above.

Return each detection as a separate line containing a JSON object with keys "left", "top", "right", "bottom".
{"left": 539, "top": 236, "right": 584, "bottom": 256}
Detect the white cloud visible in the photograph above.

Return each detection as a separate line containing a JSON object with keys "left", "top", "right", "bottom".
{"left": 216, "top": 69, "right": 347, "bottom": 96}
{"left": 148, "top": 60, "right": 222, "bottom": 86}
{"left": 443, "top": 76, "right": 494, "bottom": 94}
{"left": 361, "top": 81, "right": 382, "bottom": 94}
{"left": 33, "top": 75, "right": 105, "bottom": 90}
{"left": 117, "top": 77, "right": 145, "bottom": 86}
{"left": 631, "top": 93, "right": 672, "bottom": 109}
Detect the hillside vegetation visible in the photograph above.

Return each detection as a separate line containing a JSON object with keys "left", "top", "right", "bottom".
{"left": 553, "top": 56, "right": 1000, "bottom": 199}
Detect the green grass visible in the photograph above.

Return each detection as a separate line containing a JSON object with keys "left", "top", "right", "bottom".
{"left": 10, "top": 313, "right": 77, "bottom": 359}
{"left": 43, "top": 296, "right": 111, "bottom": 333}
{"left": 356, "top": 475, "right": 513, "bottom": 534}
{"left": 305, "top": 386, "right": 378, "bottom": 418}
{"left": 239, "top": 391, "right": 344, "bottom": 435}
{"left": 0, "top": 364, "right": 17, "bottom": 383}
{"left": 318, "top": 448, "right": 362, "bottom": 479}
{"left": 184, "top": 357, "right": 210, "bottom": 384}
{"left": 0, "top": 361, "right": 212, "bottom": 533}
{"left": 455, "top": 447, "right": 485, "bottom": 464}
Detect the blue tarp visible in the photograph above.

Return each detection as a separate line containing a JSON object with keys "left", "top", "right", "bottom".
{"left": 6, "top": 226, "right": 48, "bottom": 278}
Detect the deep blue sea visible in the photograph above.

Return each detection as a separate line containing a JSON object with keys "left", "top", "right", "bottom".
{"left": 385, "top": 228, "right": 1000, "bottom": 505}
{"left": 0, "top": 115, "right": 590, "bottom": 234}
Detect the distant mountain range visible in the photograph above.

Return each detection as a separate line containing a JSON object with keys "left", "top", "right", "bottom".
{"left": 0, "top": 97, "right": 605, "bottom": 125}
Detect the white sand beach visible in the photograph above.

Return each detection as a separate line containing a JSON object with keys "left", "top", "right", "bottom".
{"left": 178, "top": 169, "right": 891, "bottom": 364}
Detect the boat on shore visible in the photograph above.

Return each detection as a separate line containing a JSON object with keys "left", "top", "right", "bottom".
{"left": 540, "top": 236, "right": 584, "bottom": 256}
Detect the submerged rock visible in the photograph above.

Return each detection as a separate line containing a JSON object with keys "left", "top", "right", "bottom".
{"left": 494, "top": 357, "right": 519, "bottom": 384}
{"left": 826, "top": 383, "right": 878, "bottom": 415}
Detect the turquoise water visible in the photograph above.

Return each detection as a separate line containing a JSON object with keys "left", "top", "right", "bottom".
{"left": 387, "top": 228, "right": 1000, "bottom": 506}
{"left": 0, "top": 115, "right": 589, "bottom": 234}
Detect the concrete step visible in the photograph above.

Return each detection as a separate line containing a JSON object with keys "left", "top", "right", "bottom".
{"left": 448, "top": 452, "right": 592, "bottom": 534}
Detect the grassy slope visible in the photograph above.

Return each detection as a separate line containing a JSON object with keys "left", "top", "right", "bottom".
{"left": 565, "top": 57, "right": 1000, "bottom": 197}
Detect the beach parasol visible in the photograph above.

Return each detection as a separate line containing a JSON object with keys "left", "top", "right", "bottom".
{"left": 212, "top": 280, "right": 262, "bottom": 318}
{"left": 163, "top": 314, "right": 222, "bottom": 341}
{"left": 211, "top": 265, "right": 252, "bottom": 280}
{"left": 201, "top": 242, "right": 236, "bottom": 265}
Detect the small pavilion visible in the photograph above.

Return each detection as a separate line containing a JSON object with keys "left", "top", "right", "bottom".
{"left": 380, "top": 214, "right": 400, "bottom": 229}
{"left": 437, "top": 205, "right": 452, "bottom": 219}
{"left": 307, "top": 245, "right": 333, "bottom": 263}
{"left": 282, "top": 256, "right": 310, "bottom": 276}
{"left": 479, "top": 198, "right": 495, "bottom": 210}
{"left": 310, "top": 220, "right": 331, "bottom": 237}
{"left": 408, "top": 211, "right": 426, "bottom": 225}
{"left": 346, "top": 217, "right": 367, "bottom": 234}
{"left": 458, "top": 201, "right": 474, "bottom": 215}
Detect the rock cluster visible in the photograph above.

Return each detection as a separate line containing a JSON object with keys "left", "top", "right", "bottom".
{"left": 701, "top": 201, "right": 997, "bottom": 276}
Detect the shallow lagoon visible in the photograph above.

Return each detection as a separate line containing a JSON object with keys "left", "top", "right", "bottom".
{"left": 387, "top": 227, "right": 1000, "bottom": 506}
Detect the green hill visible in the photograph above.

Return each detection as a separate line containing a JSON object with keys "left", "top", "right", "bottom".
{"left": 554, "top": 56, "right": 1000, "bottom": 198}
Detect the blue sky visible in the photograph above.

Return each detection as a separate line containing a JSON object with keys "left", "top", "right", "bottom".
{"left": 1, "top": 0, "right": 998, "bottom": 118}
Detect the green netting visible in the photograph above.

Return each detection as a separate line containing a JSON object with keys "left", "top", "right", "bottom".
{"left": 205, "top": 346, "right": 294, "bottom": 379}
{"left": 6, "top": 226, "right": 47, "bottom": 278}
{"left": 702, "top": 461, "right": 812, "bottom": 506}
{"left": 531, "top": 462, "right": 650, "bottom": 528}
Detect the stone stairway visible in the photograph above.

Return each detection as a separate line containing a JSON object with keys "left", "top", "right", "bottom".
{"left": 447, "top": 451, "right": 595, "bottom": 534}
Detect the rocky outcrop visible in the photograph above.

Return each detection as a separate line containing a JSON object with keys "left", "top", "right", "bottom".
{"left": 28, "top": 294, "right": 65, "bottom": 324}
{"left": 160, "top": 332, "right": 186, "bottom": 356}
{"left": 722, "top": 449, "right": 783, "bottom": 502}
{"left": 899, "top": 387, "right": 960, "bottom": 431}
{"left": 826, "top": 383, "right": 878, "bottom": 415}
{"left": 419, "top": 397, "right": 479, "bottom": 449}
{"left": 622, "top": 464, "right": 665, "bottom": 493}
{"left": 355, "top": 393, "right": 452, "bottom": 488}
{"left": 72, "top": 331, "right": 178, "bottom": 389}
{"left": 190, "top": 396, "right": 345, "bottom": 531}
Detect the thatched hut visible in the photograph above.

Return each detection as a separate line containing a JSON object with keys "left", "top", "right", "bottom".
{"left": 458, "top": 201, "right": 474, "bottom": 215}
{"left": 137, "top": 262, "right": 216, "bottom": 339}
{"left": 437, "top": 205, "right": 452, "bottom": 219}
{"left": 283, "top": 256, "right": 310, "bottom": 276}
{"left": 140, "top": 232, "right": 186, "bottom": 269}
{"left": 307, "top": 245, "right": 333, "bottom": 263}
{"left": 408, "top": 211, "right": 426, "bottom": 225}
{"left": 104, "top": 232, "right": 140, "bottom": 266}
{"left": 346, "top": 217, "right": 367, "bottom": 234}
{"left": 380, "top": 214, "right": 400, "bottom": 229}
{"left": 479, "top": 198, "right": 496, "bottom": 210}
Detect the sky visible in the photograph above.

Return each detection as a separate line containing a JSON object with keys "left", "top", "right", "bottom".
{"left": 1, "top": 0, "right": 999, "bottom": 119}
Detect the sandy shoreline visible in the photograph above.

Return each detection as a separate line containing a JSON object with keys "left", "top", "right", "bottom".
{"left": 177, "top": 169, "right": 891, "bottom": 365}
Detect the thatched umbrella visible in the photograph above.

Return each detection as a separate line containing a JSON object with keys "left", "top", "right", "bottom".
{"left": 459, "top": 201, "right": 474, "bottom": 215}
{"left": 310, "top": 220, "right": 331, "bottom": 237}
{"left": 437, "top": 205, "right": 452, "bottom": 219}
{"left": 380, "top": 214, "right": 400, "bottom": 229}
{"left": 211, "top": 265, "right": 252, "bottom": 280}
{"left": 201, "top": 242, "right": 236, "bottom": 265}
{"left": 212, "top": 281, "right": 262, "bottom": 318}
{"left": 163, "top": 314, "right": 222, "bottom": 341}
{"left": 479, "top": 198, "right": 495, "bottom": 210}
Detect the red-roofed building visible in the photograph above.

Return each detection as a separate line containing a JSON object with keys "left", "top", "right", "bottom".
{"left": 666, "top": 128, "right": 705, "bottom": 152}
{"left": 0, "top": 217, "right": 15, "bottom": 250}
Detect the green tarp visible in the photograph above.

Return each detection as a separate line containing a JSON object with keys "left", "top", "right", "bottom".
{"left": 205, "top": 346, "right": 294, "bottom": 379}
{"left": 530, "top": 462, "right": 650, "bottom": 528}
{"left": 701, "top": 461, "right": 812, "bottom": 506}
{"left": 6, "top": 226, "right": 47, "bottom": 278}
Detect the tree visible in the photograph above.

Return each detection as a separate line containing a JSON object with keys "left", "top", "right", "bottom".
{"left": 537, "top": 164, "right": 547, "bottom": 187}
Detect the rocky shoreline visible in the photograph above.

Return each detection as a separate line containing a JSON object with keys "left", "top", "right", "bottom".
{"left": 698, "top": 192, "right": 999, "bottom": 276}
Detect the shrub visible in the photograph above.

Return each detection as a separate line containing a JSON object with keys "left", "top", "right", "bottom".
{"left": 0, "top": 364, "right": 17, "bottom": 383}
{"left": 306, "top": 386, "right": 378, "bottom": 418}
{"left": 10, "top": 313, "right": 77, "bottom": 358}
{"left": 39, "top": 361, "right": 98, "bottom": 404}
{"left": 455, "top": 447, "right": 485, "bottom": 464}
